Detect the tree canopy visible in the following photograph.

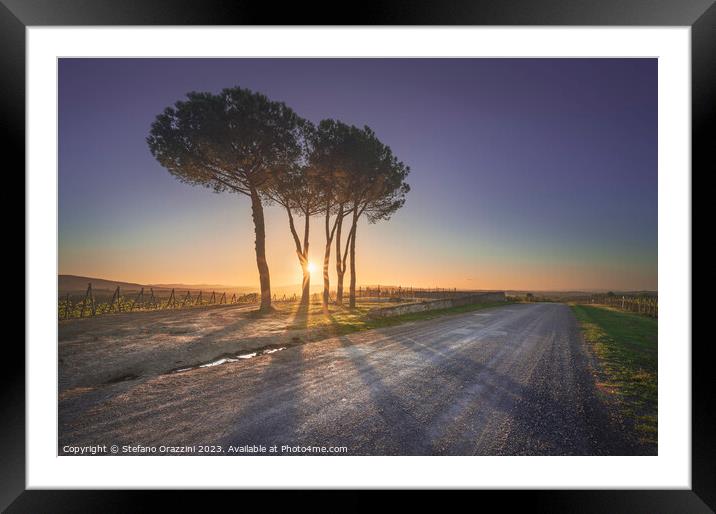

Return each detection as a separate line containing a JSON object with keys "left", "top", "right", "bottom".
{"left": 147, "top": 87, "right": 306, "bottom": 197}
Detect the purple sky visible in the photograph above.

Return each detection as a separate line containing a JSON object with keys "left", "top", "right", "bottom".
{"left": 58, "top": 58, "right": 657, "bottom": 291}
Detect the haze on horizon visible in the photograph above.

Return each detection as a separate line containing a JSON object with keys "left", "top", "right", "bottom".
{"left": 59, "top": 58, "right": 657, "bottom": 292}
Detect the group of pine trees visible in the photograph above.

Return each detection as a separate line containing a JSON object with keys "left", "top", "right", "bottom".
{"left": 147, "top": 86, "right": 410, "bottom": 312}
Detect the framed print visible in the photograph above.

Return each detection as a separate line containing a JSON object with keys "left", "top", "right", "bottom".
{"left": 5, "top": 0, "right": 712, "bottom": 509}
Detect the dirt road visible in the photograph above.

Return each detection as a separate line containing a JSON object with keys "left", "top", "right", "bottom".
{"left": 59, "top": 303, "right": 647, "bottom": 455}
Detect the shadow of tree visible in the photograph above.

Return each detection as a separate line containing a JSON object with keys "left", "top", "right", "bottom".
{"left": 217, "top": 346, "right": 308, "bottom": 453}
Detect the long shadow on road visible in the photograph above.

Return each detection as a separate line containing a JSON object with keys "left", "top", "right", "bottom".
{"left": 217, "top": 347, "right": 308, "bottom": 454}
{"left": 335, "top": 334, "right": 436, "bottom": 455}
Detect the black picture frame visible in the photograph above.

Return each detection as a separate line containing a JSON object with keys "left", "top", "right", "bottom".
{"left": 5, "top": 0, "right": 710, "bottom": 510}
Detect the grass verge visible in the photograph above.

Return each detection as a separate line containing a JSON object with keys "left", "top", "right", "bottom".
{"left": 287, "top": 301, "right": 513, "bottom": 338}
{"left": 571, "top": 304, "right": 657, "bottom": 446}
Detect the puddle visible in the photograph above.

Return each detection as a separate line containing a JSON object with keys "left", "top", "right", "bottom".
{"left": 170, "top": 347, "right": 286, "bottom": 374}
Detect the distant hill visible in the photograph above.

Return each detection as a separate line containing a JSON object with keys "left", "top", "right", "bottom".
{"left": 59, "top": 275, "right": 147, "bottom": 293}
{"left": 58, "top": 275, "right": 255, "bottom": 295}
{"left": 149, "top": 283, "right": 250, "bottom": 291}
{"left": 60, "top": 275, "right": 338, "bottom": 298}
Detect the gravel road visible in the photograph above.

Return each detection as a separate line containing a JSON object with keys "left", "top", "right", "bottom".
{"left": 59, "top": 303, "right": 647, "bottom": 455}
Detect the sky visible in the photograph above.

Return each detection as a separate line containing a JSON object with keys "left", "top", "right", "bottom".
{"left": 58, "top": 58, "right": 657, "bottom": 292}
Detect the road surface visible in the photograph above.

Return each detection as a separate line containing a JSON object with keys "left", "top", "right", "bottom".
{"left": 59, "top": 303, "right": 644, "bottom": 455}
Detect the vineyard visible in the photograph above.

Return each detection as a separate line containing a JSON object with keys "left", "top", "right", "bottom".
{"left": 353, "top": 286, "right": 466, "bottom": 300}
{"left": 58, "top": 283, "right": 471, "bottom": 320}
{"left": 58, "top": 283, "right": 658, "bottom": 320}
{"left": 587, "top": 293, "right": 658, "bottom": 318}
{"left": 58, "top": 283, "right": 263, "bottom": 319}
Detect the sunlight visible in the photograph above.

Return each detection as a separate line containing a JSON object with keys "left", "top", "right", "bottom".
{"left": 307, "top": 261, "right": 317, "bottom": 274}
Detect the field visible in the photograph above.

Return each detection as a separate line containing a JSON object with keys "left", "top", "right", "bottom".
{"left": 570, "top": 305, "right": 658, "bottom": 446}
{"left": 58, "top": 297, "right": 505, "bottom": 393}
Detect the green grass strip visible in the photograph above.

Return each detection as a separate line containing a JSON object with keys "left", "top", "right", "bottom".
{"left": 288, "top": 301, "right": 514, "bottom": 338}
{"left": 571, "top": 304, "right": 658, "bottom": 446}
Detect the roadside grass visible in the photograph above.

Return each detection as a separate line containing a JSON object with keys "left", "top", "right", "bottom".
{"left": 571, "top": 304, "right": 658, "bottom": 446}
{"left": 285, "top": 300, "right": 513, "bottom": 339}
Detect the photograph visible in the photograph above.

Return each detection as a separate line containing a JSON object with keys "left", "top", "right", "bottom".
{"left": 57, "top": 57, "right": 658, "bottom": 457}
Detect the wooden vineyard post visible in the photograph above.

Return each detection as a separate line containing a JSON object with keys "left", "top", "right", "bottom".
{"left": 108, "top": 286, "right": 121, "bottom": 313}
{"left": 181, "top": 290, "right": 191, "bottom": 308}
{"left": 149, "top": 288, "right": 156, "bottom": 309}
{"left": 220, "top": 292, "right": 226, "bottom": 304}
{"left": 80, "top": 282, "right": 94, "bottom": 318}
{"left": 210, "top": 291, "right": 216, "bottom": 304}
{"left": 231, "top": 293, "right": 236, "bottom": 304}
{"left": 90, "top": 284, "right": 95, "bottom": 316}
{"left": 195, "top": 291, "right": 203, "bottom": 306}
{"left": 167, "top": 288, "right": 176, "bottom": 309}
{"left": 131, "top": 287, "right": 144, "bottom": 312}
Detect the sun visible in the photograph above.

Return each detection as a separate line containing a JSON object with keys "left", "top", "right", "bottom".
{"left": 307, "top": 262, "right": 317, "bottom": 273}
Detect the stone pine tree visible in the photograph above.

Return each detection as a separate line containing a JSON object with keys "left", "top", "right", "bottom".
{"left": 308, "top": 120, "right": 356, "bottom": 309}
{"left": 147, "top": 86, "right": 305, "bottom": 312}
{"left": 344, "top": 126, "right": 410, "bottom": 308}
{"left": 263, "top": 122, "right": 324, "bottom": 308}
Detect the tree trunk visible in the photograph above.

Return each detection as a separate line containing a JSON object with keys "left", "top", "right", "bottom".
{"left": 322, "top": 234, "right": 331, "bottom": 309}
{"left": 301, "top": 260, "right": 311, "bottom": 307}
{"left": 322, "top": 243, "right": 331, "bottom": 307}
{"left": 286, "top": 206, "right": 311, "bottom": 308}
{"left": 335, "top": 213, "right": 344, "bottom": 306}
{"left": 250, "top": 187, "right": 272, "bottom": 312}
{"left": 322, "top": 204, "right": 341, "bottom": 310}
{"left": 300, "top": 212, "right": 310, "bottom": 307}
{"left": 349, "top": 214, "right": 358, "bottom": 308}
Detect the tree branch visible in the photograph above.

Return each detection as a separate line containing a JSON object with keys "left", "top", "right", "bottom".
{"left": 342, "top": 223, "right": 355, "bottom": 271}
{"left": 285, "top": 206, "right": 305, "bottom": 261}
{"left": 302, "top": 208, "right": 310, "bottom": 258}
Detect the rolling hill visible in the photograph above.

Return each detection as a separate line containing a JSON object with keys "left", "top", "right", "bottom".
{"left": 58, "top": 275, "right": 255, "bottom": 295}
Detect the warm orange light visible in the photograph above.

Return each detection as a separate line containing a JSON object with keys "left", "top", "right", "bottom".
{"left": 307, "top": 262, "right": 317, "bottom": 274}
